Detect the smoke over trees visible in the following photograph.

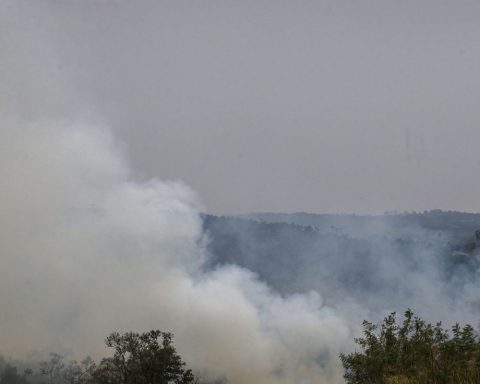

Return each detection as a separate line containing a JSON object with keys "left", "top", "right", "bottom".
{"left": 0, "top": 124, "right": 353, "bottom": 383}
{"left": 2, "top": 124, "right": 480, "bottom": 384}
{"left": 3, "top": 2, "right": 480, "bottom": 383}
{"left": 3, "top": 315, "right": 480, "bottom": 384}
{"left": 0, "top": 331, "right": 195, "bottom": 384}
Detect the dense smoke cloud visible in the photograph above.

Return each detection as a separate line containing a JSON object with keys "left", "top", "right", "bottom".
{"left": 0, "top": 3, "right": 353, "bottom": 382}
{"left": 3, "top": 120, "right": 480, "bottom": 384}
{"left": 0, "top": 121, "right": 354, "bottom": 383}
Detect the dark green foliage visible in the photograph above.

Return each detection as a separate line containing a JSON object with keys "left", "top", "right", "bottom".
{"left": 91, "top": 330, "right": 195, "bottom": 384}
{"left": 341, "top": 310, "right": 480, "bottom": 384}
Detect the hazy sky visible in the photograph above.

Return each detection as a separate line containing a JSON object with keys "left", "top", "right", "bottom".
{"left": 3, "top": 0, "right": 480, "bottom": 214}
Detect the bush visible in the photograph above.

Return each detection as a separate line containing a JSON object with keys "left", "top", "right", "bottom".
{"left": 340, "top": 310, "right": 480, "bottom": 384}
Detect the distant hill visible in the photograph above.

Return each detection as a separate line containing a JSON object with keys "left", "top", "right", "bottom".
{"left": 202, "top": 211, "right": 480, "bottom": 312}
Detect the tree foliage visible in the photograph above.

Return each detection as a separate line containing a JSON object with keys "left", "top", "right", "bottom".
{"left": 0, "top": 331, "right": 196, "bottom": 384}
{"left": 92, "top": 330, "right": 195, "bottom": 384}
{"left": 341, "top": 310, "right": 480, "bottom": 384}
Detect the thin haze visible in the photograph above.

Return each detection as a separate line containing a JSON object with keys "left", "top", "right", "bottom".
{"left": 3, "top": 0, "right": 480, "bottom": 214}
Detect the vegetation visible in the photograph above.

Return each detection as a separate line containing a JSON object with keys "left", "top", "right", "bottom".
{"left": 203, "top": 213, "right": 480, "bottom": 299}
{"left": 341, "top": 310, "right": 480, "bottom": 384}
{"left": 3, "top": 310, "right": 480, "bottom": 384}
{"left": 92, "top": 330, "right": 194, "bottom": 384}
{"left": 0, "top": 331, "right": 196, "bottom": 384}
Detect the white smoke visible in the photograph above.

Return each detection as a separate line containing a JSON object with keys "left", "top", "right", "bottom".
{"left": 0, "top": 4, "right": 355, "bottom": 382}
{"left": 0, "top": 120, "right": 353, "bottom": 383}
{"left": 5, "top": 119, "right": 480, "bottom": 383}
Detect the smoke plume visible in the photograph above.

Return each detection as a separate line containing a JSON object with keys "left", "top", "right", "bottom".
{"left": 0, "top": 121, "right": 355, "bottom": 383}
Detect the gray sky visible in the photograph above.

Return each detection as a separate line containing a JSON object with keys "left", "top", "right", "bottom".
{"left": 3, "top": 0, "right": 480, "bottom": 214}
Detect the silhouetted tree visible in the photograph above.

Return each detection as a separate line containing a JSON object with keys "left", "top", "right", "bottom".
{"left": 0, "top": 364, "right": 29, "bottom": 384}
{"left": 39, "top": 353, "right": 65, "bottom": 384}
{"left": 91, "top": 330, "right": 195, "bottom": 384}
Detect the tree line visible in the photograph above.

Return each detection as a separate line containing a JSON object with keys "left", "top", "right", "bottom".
{"left": 2, "top": 311, "right": 479, "bottom": 384}
{"left": 0, "top": 330, "right": 197, "bottom": 384}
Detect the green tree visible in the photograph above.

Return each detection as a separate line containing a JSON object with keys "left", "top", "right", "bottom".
{"left": 340, "top": 310, "right": 480, "bottom": 384}
{"left": 91, "top": 330, "right": 195, "bottom": 384}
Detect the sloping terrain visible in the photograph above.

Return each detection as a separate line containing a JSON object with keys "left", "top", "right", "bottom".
{"left": 203, "top": 211, "right": 480, "bottom": 311}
